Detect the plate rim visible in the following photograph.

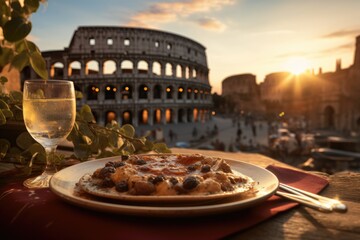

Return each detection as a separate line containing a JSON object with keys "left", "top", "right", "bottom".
{"left": 49, "top": 154, "right": 279, "bottom": 217}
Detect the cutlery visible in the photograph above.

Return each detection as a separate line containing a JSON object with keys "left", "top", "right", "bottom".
{"left": 276, "top": 183, "right": 347, "bottom": 213}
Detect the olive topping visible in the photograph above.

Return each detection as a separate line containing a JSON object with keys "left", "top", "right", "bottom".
{"left": 122, "top": 155, "right": 129, "bottom": 160}
{"left": 99, "top": 166, "right": 116, "bottom": 178}
{"left": 135, "top": 159, "right": 147, "bottom": 165}
{"left": 115, "top": 181, "right": 129, "bottom": 192}
{"left": 187, "top": 165, "right": 196, "bottom": 172}
{"left": 105, "top": 161, "right": 114, "bottom": 167}
{"left": 152, "top": 175, "right": 165, "bottom": 184}
{"left": 101, "top": 177, "right": 114, "bottom": 188}
{"left": 113, "top": 161, "right": 125, "bottom": 168}
{"left": 169, "top": 177, "right": 178, "bottom": 185}
{"left": 182, "top": 176, "right": 199, "bottom": 190}
{"left": 200, "top": 164, "right": 211, "bottom": 173}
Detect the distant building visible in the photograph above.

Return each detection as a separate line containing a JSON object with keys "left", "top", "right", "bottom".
{"left": 223, "top": 34, "right": 360, "bottom": 133}
{"left": 23, "top": 26, "right": 213, "bottom": 126}
{"left": 221, "top": 74, "right": 264, "bottom": 115}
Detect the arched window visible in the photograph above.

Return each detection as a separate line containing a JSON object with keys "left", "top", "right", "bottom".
{"left": 153, "top": 85, "right": 162, "bottom": 99}
{"left": 166, "top": 85, "right": 173, "bottom": 99}
{"left": 187, "top": 108, "right": 192, "bottom": 122}
{"left": 139, "top": 109, "right": 149, "bottom": 125}
{"left": 69, "top": 61, "right": 81, "bottom": 76}
{"left": 178, "top": 109, "right": 185, "bottom": 123}
{"left": 178, "top": 86, "right": 184, "bottom": 99}
{"left": 187, "top": 88, "right": 192, "bottom": 99}
{"left": 192, "top": 68, "right": 197, "bottom": 79}
{"left": 106, "top": 111, "right": 116, "bottom": 124}
{"left": 194, "top": 89, "right": 199, "bottom": 100}
{"left": 87, "top": 85, "right": 99, "bottom": 100}
{"left": 152, "top": 61, "right": 161, "bottom": 76}
{"left": 50, "top": 62, "right": 64, "bottom": 78}
{"left": 176, "top": 65, "right": 182, "bottom": 78}
{"left": 103, "top": 60, "right": 116, "bottom": 75}
{"left": 86, "top": 60, "right": 99, "bottom": 75}
{"left": 193, "top": 108, "right": 199, "bottom": 122}
{"left": 138, "top": 84, "right": 149, "bottom": 99}
{"left": 137, "top": 60, "right": 148, "bottom": 74}
{"left": 121, "top": 60, "right": 133, "bottom": 74}
{"left": 185, "top": 66, "right": 190, "bottom": 79}
{"left": 105, "top": 85, "right": 117, "bottom": 100}
{"left": 153, "top": 109, "right": 162, "bottom": 124}
{"left": 165, "top": 109, "right": 173, "bottom": 123}
{"left": 121, "top": 85, "right": 132, "bottom": 99}
{"left": 122, "top": 111, "right": 132, "bottom": 125}
{"left": 165, "top": 63, "right": 172, "bottom": 76}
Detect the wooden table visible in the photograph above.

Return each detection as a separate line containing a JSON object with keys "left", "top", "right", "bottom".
{"left": 1, "top": 148, "right": 359, "bottom": 240}
{"left": 172, "top": 148, "right": 360, "bottom": 240}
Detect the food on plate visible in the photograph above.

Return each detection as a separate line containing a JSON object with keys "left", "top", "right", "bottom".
{"left": 78, "top": 154, "right": 255, "bottom": 198}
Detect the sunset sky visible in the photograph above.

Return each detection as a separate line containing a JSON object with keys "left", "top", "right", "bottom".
{"left": 30, "top": 0, "right": 360, "bottom": 93}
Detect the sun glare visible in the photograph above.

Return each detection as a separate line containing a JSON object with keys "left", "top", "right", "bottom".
{"left": 285, "top": 57, "right": 310, "bottom": 75}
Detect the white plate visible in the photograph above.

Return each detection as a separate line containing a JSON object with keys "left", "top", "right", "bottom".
{"left": 50, "top": 156, "right": 279, "bottom": 217}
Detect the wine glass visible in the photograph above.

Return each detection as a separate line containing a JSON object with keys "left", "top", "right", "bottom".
{"left": 23, "top": 80, "right": 76, "bottom": 188}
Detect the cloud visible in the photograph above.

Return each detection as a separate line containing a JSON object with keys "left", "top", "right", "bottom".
{"left": 195, "top": 17, "right": 226, "bottom": 31}
{"left": 126, "top": 0, "right": 235, "bottom": 29}
{"left": 323, "top": 29, "right": 360, "bottom": 38}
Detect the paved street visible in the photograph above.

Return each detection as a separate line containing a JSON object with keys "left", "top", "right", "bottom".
{"left": 136, "top": 116, "right": 269, "bottom": 152}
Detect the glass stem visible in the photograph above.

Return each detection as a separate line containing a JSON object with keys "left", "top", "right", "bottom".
{"left": 44, "top": 146, "right": 57, "bottom": 175}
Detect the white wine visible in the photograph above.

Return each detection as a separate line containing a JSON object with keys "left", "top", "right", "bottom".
{"left": 23, "top": 98, "right": 76, "bottom": 148}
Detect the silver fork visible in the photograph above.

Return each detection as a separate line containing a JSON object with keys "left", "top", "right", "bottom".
{"left": 276, "top": 183, "right": 347, "bottom": 213}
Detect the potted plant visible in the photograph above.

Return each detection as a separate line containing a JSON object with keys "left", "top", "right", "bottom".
{"left": 0, "top": 0, "right": 170, "bottom": 176}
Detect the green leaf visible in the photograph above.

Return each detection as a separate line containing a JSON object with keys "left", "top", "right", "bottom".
{"left": 10, "top": 91, "right": 23, "bottom": 102}
{"left": 1, "top": 109, "right": 13, "bottom": 118}
{"left": 3, "top": 17, "right": 32, "bottom": 42}
{"left": 0, "top": 139, "right": 10, "bottom": 159}
{"left": 75, "top": 90, "right": 83, "bottom": 99}
{"left": 153, "top": 143, "right": 172, "bottom": 153}
{"left": 120, "top": 124, "right": 135, "bottom": 138}
{"left": 25, "top": 40, "right": 40, "bottom": 53}
{"left": 24, "top": 0, "right": 40, "bottom": 13}
{"left": 80, "top": 105, "right": 95, "bottom": 122}
{"left": 10, "top": 50, "right": 29, "bottom": 71}
{"left": 0, "top": 99, "right": 9, "bottom": 109}
{"left": 16, "top": 132, "right": 36, "bottom": 150}
{"left": 0, "top": 47, "right": 14, "bottom": 68}
{"left": 29, "top": 51, "right": 48, "bottom": 79}
{"left": 0, "top": 110, "right": 6, "bottom": 124}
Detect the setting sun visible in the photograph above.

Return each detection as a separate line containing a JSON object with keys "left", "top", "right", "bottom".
{"left": 285, "top": 57, "right": 310, "bottom": 75}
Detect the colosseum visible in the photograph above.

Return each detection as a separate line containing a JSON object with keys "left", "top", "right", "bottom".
{"left": 25, "top": 26, "right": 213, "bottom": 126}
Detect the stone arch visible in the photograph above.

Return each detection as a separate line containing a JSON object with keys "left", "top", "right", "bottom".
{"left": 178, "top": 108, "right": 185, "bottom": 123}
{"left": 166, "top": 85, "right": 173, "bottom": 99}
{"left": 187, "top": 87, "right": 192, "bottom": 99}
{"left": 86, "top": 60, "right": 99, "bottom": 75}
{"left": 176, "top": 64, "right": 182, "bottom": 78}
{"left": 137, "top": 60, "right": 148, "bottom": 74}
{"left": 165, "top": 63, "right": 172, "bottom": 76}
{"left": 165, "top": 108, "right": 173, "bottom": 123}
{"left": 185, "top": 66, "right": 190, "bottom": 79}
{"left": 121, "top": 60, "right": 133, "bottom": 74}
{"left": 194, "top": 88, "right": 199, "bottom": 100}
{"left": 68, "top": 61, "right": 81, "bottom": 76}
{"left": 153, "top": 108, "right": 162, "bottom": 124}
{"left": 122, "top": 110, "right": 132, "bottom": 125}
{"left": 324, "top": 105, "right": 335, "bottom": 128}
{"left": 105, "top": 84, "right": 117, "bottom": 100}
{"left": 177, "top": 86, "right": 184, "bottom": 99}
{"left": 153, "top": 84, "right": 162, "bottom": 99}
{"left": 121, "top": 85, "right": 132, "bottom": 99}
{"left": 187, "top": 108, "right": 193, "bottom": 122}
{"left": 50, "top": 62, "right": 64, "bottom": 78}
{"left": 106, "top": 111, "right": 116, "bottom": 124}
{"left": 193, "top": 108, "right": 199, "bottom": 122}
{"left": 87, "top": 85, "right": 99, "bottom": 100}
{"left": 152, "top": 61, "right": 161, "bottom": 76}
{"left": 138, "top": 84, "right": 149, "bottom": 99}
{"left": 139, "top": 109, "right": 149, "bottom": 125}
{"left": 103, "top": 60, "right": 116, "bottom": 75}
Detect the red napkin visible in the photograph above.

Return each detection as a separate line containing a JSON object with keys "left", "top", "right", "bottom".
{"left": 0, "top": 165, "right": 328, "bottom": 240}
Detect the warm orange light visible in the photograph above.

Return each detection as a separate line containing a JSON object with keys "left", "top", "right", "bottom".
{"left": 144, "top": 86, "right": 148, "bottom": 91}
{"left": 125, "top": 86, "right": 129, "bottom": 91}
{"left": 284, "top": 57, "right": 309, "bottom": 75}
{"left": 106, "top": 86, "right": 111, "bottom": 91}
{"left": 188, "top": 89, "right": 192, "bottom": 92}
{"left": 113, "top": 88, "right": 117, "bottom": 92}
{"left": 178, "top": 87, "right": 183, "bottom": 92}
{"left": 95, "top": 88, "right": 99, "bottom": 92}
{"left": 166, "top": 87, "right": 171, "bottom": 92}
